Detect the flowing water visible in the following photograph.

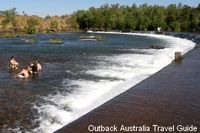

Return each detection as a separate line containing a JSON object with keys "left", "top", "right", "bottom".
{"left": 0, "top": 32, "right": 195, "bottom": 133}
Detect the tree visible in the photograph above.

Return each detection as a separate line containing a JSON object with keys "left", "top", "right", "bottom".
{"left": 50, "top": 20, "right": 59, "bottom": 31}
{"left": 179, "top": 5, "right": 191, "bottom": 31}
{"left": 136, "top": 9, "right": 149, "bottom": 31}
{"left": 166, "top": 4, "right": 177, "bottom": 23}
{"left": 0, "top": 8, "right": 17, "bottom": 29}
{"left": 26, "top": 18, "right": 39, "bottom": 34}
{"left": 147, "top": 5, "right": 166, "bottom": 30}
{"left": 75, "top": 10, "right": 89, "bottom": 29}
{"left": 68, "top": 15, "right": 79, "bottom": 30}
{"left": 189, "top": 8, "right": 200, "bottom": 32}
{"left": 169, "top": 22, "right": 181, "bottom": 31}
{"left": 0, "top": 3, "right": 199, "bottom": 33}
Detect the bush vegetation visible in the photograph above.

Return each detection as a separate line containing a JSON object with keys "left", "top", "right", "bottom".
{"left": 0, "top": 3, "right": 200, "bottom": 34}
{"left": 48, "top": 38, "right": 64, "bottom": 44}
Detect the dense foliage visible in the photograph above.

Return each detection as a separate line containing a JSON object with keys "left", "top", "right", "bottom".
{"left": 74, "top": 3, "right": 200, "bottom": 32}
{"left": 0, "top": 8, "right": 17, "bottom": 29}
{"left": 0, "top": 9, "right": 79, "bottom": 34}
{"left": 0, "top": 3, "right": 200, "bottom": 34}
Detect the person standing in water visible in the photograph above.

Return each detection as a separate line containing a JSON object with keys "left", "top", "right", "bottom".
{"left": 10, "top": 56, "right": 19, "bottom": 69}
{"left": 36, "top": 60, "right": 42, "bottom": 71}
{"left": 29, "top": 60, "right": 42, "bottom": 74}
{"left": 29, "top": 62, "right": 36, "bottom": 73}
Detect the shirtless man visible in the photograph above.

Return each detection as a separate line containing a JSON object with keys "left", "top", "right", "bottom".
{"left": 36, "top": 60, "right": 42, "bottom": 71}
{"left": 10, "top": 56, "right": 19, "bottom": 69}
{"left": 17, "top": 67, "right": 29, "bottom": 78}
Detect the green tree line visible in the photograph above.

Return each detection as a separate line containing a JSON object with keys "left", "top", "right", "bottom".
{"left": 74, "top": 3, "right": 200, "bottom": 32}
{"left": 0, "top": 3, "right": 200, "bottom": 34}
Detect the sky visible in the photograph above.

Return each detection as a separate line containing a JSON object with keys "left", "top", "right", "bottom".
{"left": 0, "top": 0, "right": 199, "bottom": 17}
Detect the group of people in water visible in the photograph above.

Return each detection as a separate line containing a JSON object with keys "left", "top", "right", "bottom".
{"left": 10, "top": 56, "right": 42, "bottom": 78}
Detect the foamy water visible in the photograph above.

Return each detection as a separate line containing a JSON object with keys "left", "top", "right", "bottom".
{"left": 33, "top": 32, "right": 195, "bottom": 133}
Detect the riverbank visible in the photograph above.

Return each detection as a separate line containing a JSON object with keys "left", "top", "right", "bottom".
{"left": 56, "top": 33, "right": 200, "bottom": 133}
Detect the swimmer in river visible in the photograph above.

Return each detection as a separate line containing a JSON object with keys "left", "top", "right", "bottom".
{"left": 17, "top": 67, "right": 29, "bottom": 78}
{"left": 27, "top": 65, "right": 33, "bottom": 74}
{"left": 36, "top": 60, "right": 42, "bottom": 71}
{"left": 30, "top": 62, "right": 38, "bottom": 73}
{"left": 10, "top": 56, "right": 19, "bottom": 69}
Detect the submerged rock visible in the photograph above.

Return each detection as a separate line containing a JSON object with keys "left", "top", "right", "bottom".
{"left": 21, "top": 38, "right": 38, "bottom": 44}
{"left": 149, "top": 45, "right": 165, "bottom": 49}
{"left": 80, "top": 34, "right": 104, "bottom": 41}
{"left": 195, "top": 44, "right": 200, "bottom": 48}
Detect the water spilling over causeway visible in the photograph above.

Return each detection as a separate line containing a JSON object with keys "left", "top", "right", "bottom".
{"left": 0, "top": 32, "right": 195, "bottom": 133}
